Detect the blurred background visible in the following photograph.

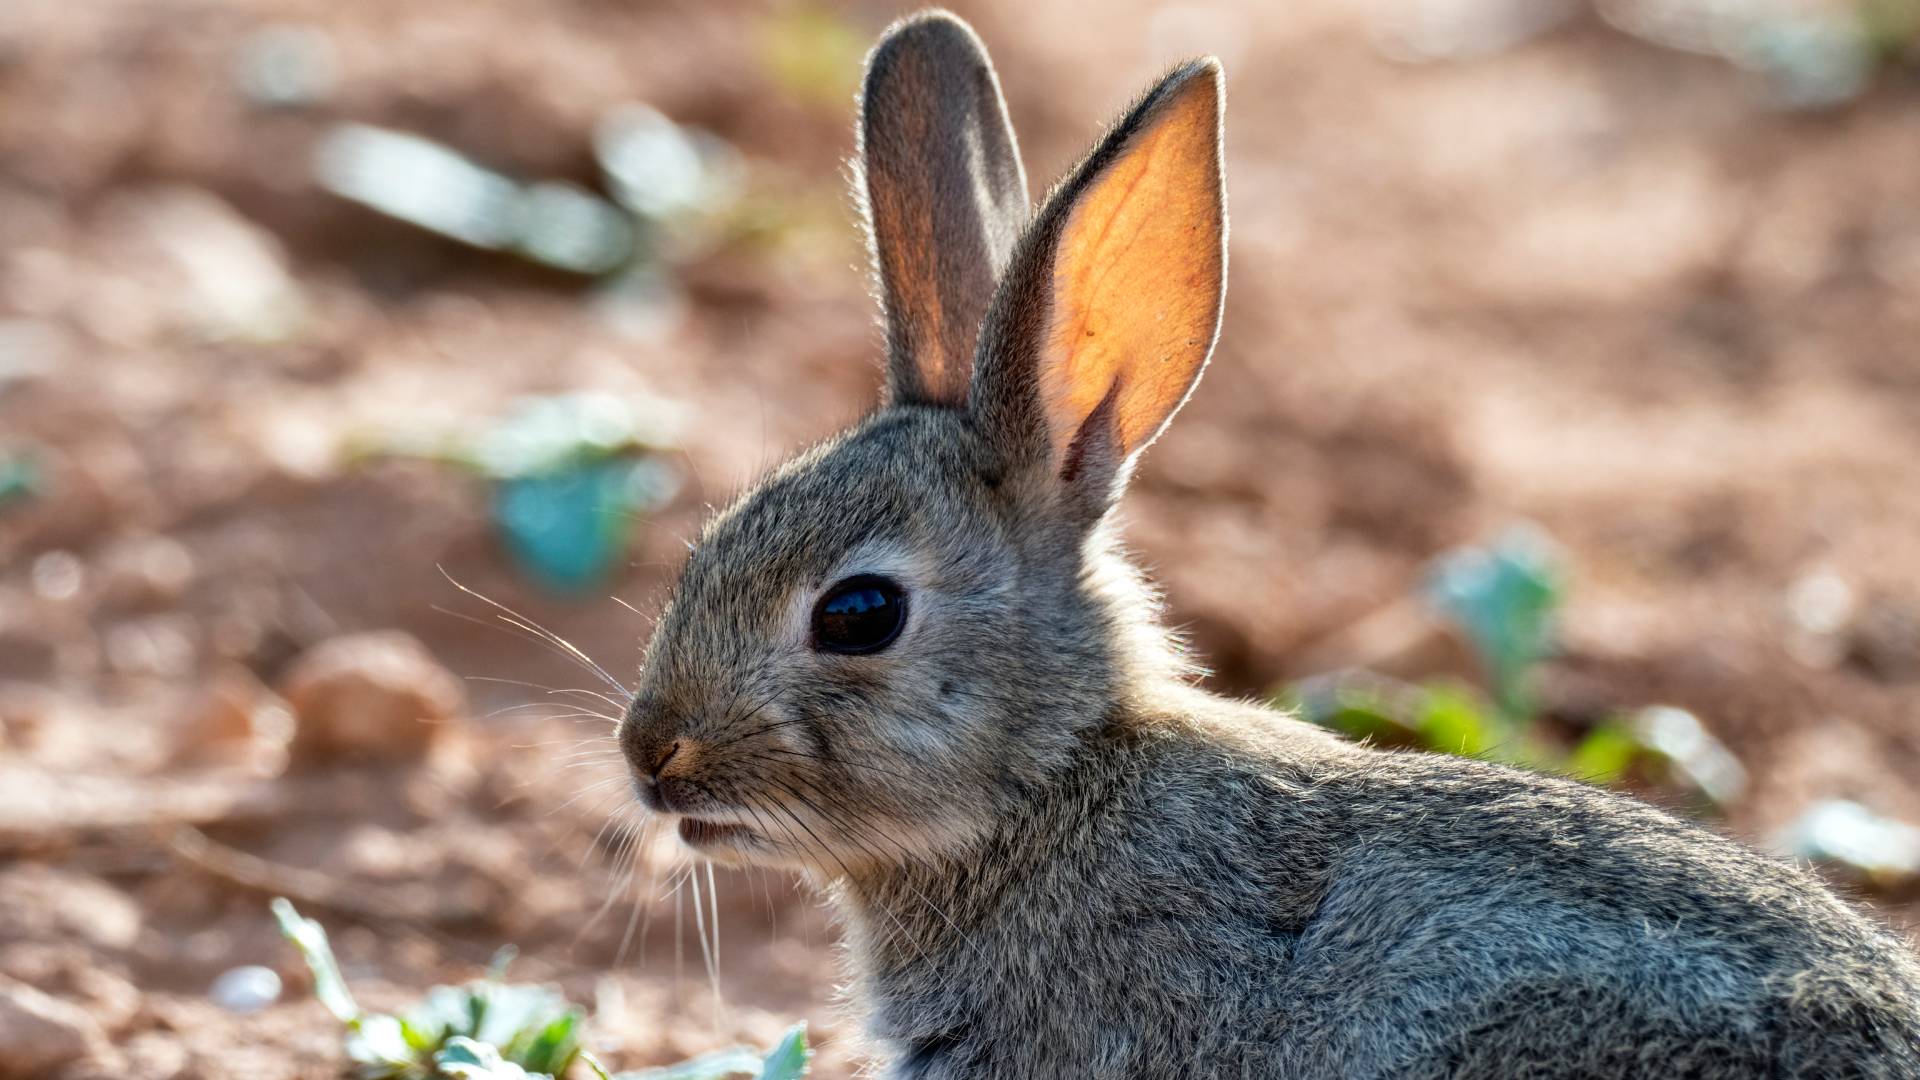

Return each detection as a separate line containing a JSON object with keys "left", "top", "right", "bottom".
{"left": 3, "top": 0, "right": 1919, "bottom": 1076}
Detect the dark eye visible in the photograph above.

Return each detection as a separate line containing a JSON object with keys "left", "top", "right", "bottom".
{"left": 812, "top": 575, "right": 907, "bottom": 655}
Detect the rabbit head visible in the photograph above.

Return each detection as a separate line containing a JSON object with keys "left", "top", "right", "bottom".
{"left": 618, "top": 10, "right": 1226, "bottom": 876}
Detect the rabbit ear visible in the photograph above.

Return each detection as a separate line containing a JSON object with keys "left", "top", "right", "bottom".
{"left": 859, "top": 11, "right": 1030, "bottom": 408}
{"left": 972, "top": 59, "right": 1226, "bottom": 521}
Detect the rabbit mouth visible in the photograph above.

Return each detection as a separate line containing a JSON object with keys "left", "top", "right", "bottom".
{"left": 677, "top": 817, "right": 752, "bottom": 848}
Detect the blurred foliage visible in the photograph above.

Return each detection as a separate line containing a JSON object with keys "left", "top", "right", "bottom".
{"left": 1424, "top": 525, "right": 1562, "bottom": 720}
{"left": 475, "top": 394, "right": 684, "bottom": 595}
{"left": 1719, "top": 0, "right": 1920, "bottom": 107}
{"left": 1387, "top": 0, "right": 1920, "bottom": 107}
{"left": 1286, "top": 524, "right": 1920, "bottom": 887}
{"left": 350, "top": 393, "right": 683, "bottom": 594}
{"left": 0, "top": 450, "right": 41, "bottom": 511}
{"left": 315, "top": 101, "right": 740, "bottom": 280}
{"left": 274, "top": 900, "right": 810, "bottom": 1080}
{"left": 274, "top": 900, "right": 586, "bottom": 1079}
{"left": 1778, "top": 800, "right": 1920, "bottom": 889}
{"left": 317, "top": 126, "right": 638, "bottom": 277}
{"left": 759, "top": 6, "right": 867, "bottom": 111}
{"left": 235, "top": 24, "right": 337, "bottom": 109}
{"left": 1286, "top": 527, "right": 1746, "bottom": 814}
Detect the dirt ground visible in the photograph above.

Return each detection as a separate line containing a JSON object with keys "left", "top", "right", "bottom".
{"left": 2, "top": 0, "right": 1918, "bottom": 1076}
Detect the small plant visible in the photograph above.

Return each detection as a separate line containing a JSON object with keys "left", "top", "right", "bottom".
{"left": 1287, "top": 526, "right": 1745, "bottom": 812}
{"left": 272, "top": 899, "right": 809, "bottom": 1080}
{"left": 0, "top": 450, "right": 40, "bottom": 511}
{"left": 346, "top": 392, "right": 684, "bottom": 594}
{"left": 1423, "top": 525, "right": 1563, "bottom": 724}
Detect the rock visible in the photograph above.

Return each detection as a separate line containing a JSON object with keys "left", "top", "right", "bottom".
{"left": 0, "top": 681, "right": 65, "bottom": 752}
{"left": 172, "top": 665, "right": 294, "bottom": 769}
{"left": 0, "top": 976, "right": 103, "bottom": 1078}
{"left": 277, "top": 631, "right": 465, "bottom": 767}
{"left": 1848, "top": 596, "right": 1920, "bottom": 683}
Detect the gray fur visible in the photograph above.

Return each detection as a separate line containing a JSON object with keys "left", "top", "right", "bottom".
{"left": 617, "top": 10, "right": 1920, "bottom": 1077}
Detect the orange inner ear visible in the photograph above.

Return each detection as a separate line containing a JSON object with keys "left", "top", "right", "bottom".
{"left": 1039, "top": 68, "right": 1225, "bottom": 463}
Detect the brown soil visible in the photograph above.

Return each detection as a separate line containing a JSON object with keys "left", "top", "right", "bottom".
{"left": 2, "top": 1, "right": 1917, "bottom": 1077}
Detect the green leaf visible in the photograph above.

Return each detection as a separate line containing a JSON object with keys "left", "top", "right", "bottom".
{"left": 270, "top": 898, "right": 361, "bottom": 1025}
{"left": 347, "top": 1014, "right": 422, "bottom": 1071}
{"left": 1567, "top": 723, "right": 1640, "bottom": 786}
{"left": 405, "top": 984, "right": 477, "bottom": 1046}
{"left": 1416, "top": 685, "right": 1498, "bottom": 758}
{"left": 610, "top": 1025, "right": 810, "bottom": 1080}
{"left": 512, "top": 1011, "right": 584, "bottom": 1075}
{"left": 1425, "top": 526, "right": 1564, "bottom": 720}
{"left": 476, "top": 982, "right": 574, "bottom": 1053}
{"left": 1323, "top": 689, "right": 1407, "bottom": 744}
{"left": 436, "top": 1036, "right": 539, "bottom": 1080}
{"left": 611, "top": 1046, "right": 765, "bottom": 1080}
{"left": 756, "top": 1024, "right": 809, "bottom": 1080}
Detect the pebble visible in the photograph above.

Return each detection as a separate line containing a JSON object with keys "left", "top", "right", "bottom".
{"left": 208, "top": 966, "right": 282, "bottom": 1014}
{"left": 1848, "top": 597, "right": 1920, "bottom": 684}
{"left": 277, "top": 631, "right": 465, "bottom": 767}
{"left": 174, "top": 665, "right": 295, "bottom": 768}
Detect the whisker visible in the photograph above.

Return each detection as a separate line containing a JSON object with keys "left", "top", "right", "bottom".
{"left": 705, "top": 860, "right": 723, "bottom": 1025}
{"left": 467, "top": 676, "right": 630, "bottom": 714}
{"left": 578, "top": 811, "right": 643, "bottom": 945}
{"left": 547, "top": 774, "right": 631, "bottom": 816}
{"left": 761, "top": 773, "right": 986, "bottom": 963}
{"left": 753, "top": 794, "right": 939, "bottom": 969}
{"left": 741, "top": 746, "right": 921, "bottom": 785}
{"left": 702, "top": 687, "right": 786, "bottom": 751}
{"left": 610, "top": 595, "right": 654, "bottom": 623}
{"left": 436, "top": 567, "right": 632, "bottom": 699}
{"left": 705, "top": 715, "right": 812, "bottom": 754}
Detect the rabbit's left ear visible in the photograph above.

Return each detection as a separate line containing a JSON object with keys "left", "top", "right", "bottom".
{"left": 860, "top": 11, "right": 1030, "bottom": 408}
{"left": 973, "top": 59, "right": 1226, "bottom": 521}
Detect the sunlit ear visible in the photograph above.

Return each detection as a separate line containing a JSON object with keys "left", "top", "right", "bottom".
{"left": 972, "top": 59, "right": 1226, "bottom": 516}
{"left": 859, "top": 11, "right": 1030, "bottom": 408}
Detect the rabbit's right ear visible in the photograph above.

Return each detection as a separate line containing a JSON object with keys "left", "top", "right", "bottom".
{"left": 970, "top": 60, "right": 1226, "bottom": 526}
{"left": 859, "top": 11, "right": 1030, "bottom": 408}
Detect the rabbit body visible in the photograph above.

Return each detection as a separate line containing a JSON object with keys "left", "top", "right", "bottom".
{"left": 845, "top": 685, "right": 1920, "bottom": 1079}
{"left": 615, "top": 10, "right": 1920, "bottom": 1078}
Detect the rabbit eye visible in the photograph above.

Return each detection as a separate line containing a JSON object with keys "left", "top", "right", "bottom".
{"left": 813, "top": 575, "right": 907, "bottom": 655}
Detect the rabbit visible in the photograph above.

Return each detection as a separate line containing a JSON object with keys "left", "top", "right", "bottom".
{"left": 615, "top": 9, "right": 1920, "bottom": 1078}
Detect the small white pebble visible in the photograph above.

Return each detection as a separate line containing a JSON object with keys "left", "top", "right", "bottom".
{"left": 210, "top": 965, "right": 282, "bottom": 1014}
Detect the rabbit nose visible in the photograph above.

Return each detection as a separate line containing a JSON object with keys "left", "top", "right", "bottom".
{"left": 649, "top": 740, "right": 682, "bottom": 778}
{"left": 616, "top": 698, "right": 669, "bottom": 767}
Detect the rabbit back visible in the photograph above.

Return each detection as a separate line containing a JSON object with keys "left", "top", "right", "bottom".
{"left": 848, "top": 699, "right": 1920, "bottom": 1079}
